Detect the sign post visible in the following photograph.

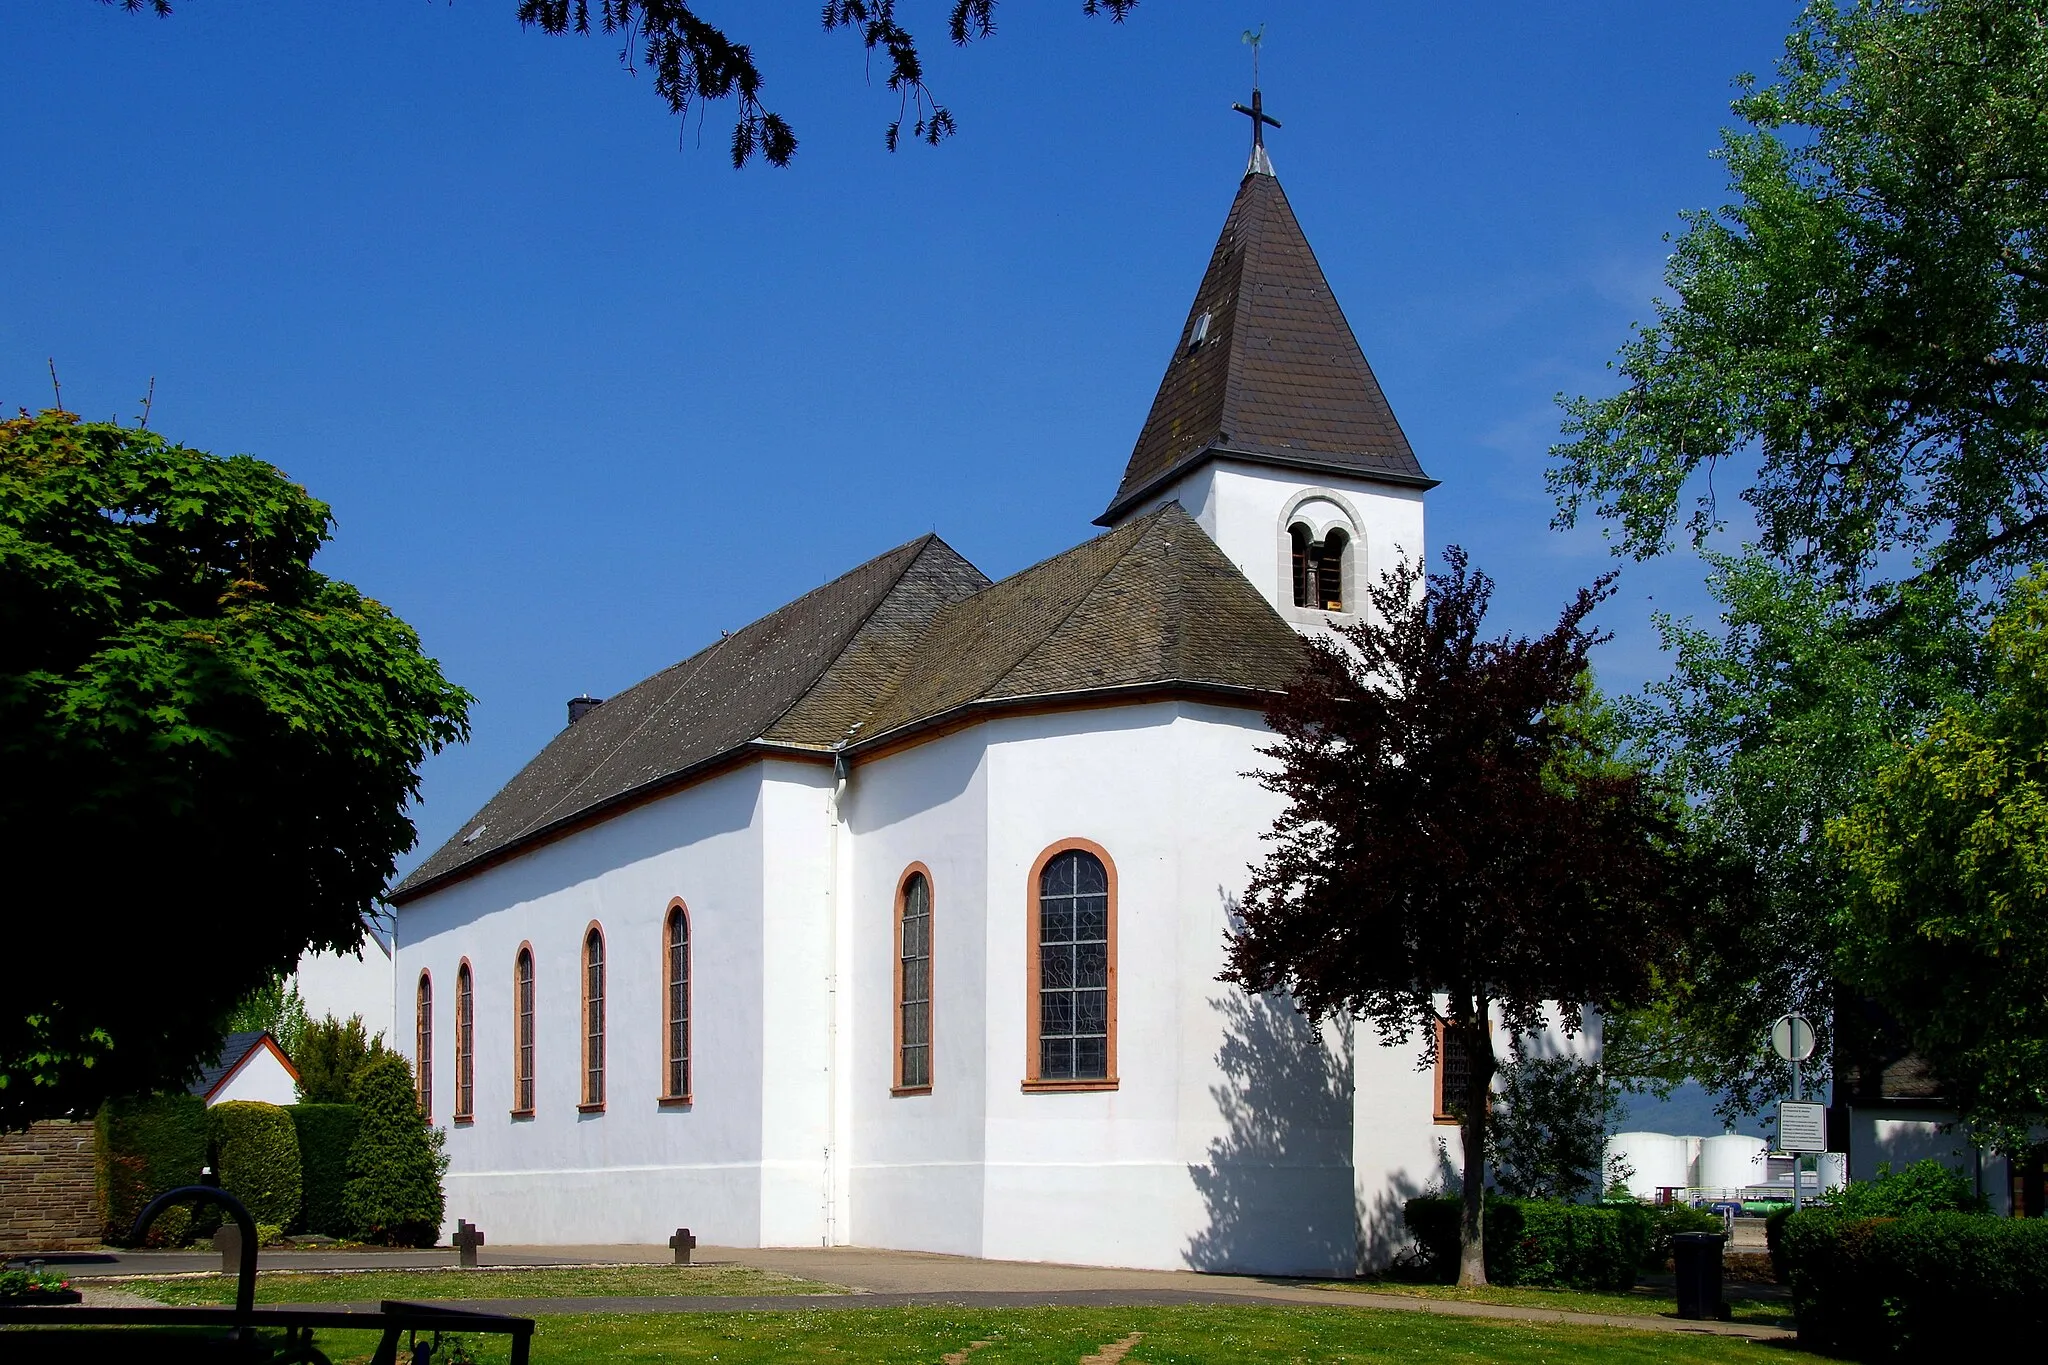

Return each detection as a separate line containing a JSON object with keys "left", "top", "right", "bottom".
{"left": 1771, "top": 1014, "right": 1817, "bottom": 1211}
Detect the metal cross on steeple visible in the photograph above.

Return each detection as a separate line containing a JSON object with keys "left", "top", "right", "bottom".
{"left": 1231, "top": 26, "right": 1281, "bottom": 174}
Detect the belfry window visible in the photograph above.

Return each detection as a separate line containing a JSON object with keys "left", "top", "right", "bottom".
{"left": 1290, "top": 522, "right": 1347, "bottom": 612}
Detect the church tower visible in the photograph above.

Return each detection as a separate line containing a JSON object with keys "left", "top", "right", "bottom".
{"left": 1099, "top": 97, "right": 1433, "bottom": 630}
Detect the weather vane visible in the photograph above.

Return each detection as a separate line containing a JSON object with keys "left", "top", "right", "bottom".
{"left": 1232, "top": 25, "right": 1281, "bottom": 164}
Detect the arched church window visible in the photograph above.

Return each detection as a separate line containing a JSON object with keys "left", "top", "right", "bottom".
{"left": 662, "top": 903, "right": 691, "bottom": 1102}
{"left": 895, "top": 868, "right": 933, "bottom": 1093}
{"left": 1316, "top": 529, "right": 1348, "bottom": 612}
{"left": 582, "top": 925, "right": 606, "bottom": 1109}
{"left": 1433, "top": 1018, "right": 1475, "bottom": 1125}
{"left": 454, "top": 961, "right": 474, "bottom": 1121}
{"left": 1026, "top": 842, "right": 1118, "bottom": 1090}
{"left": 513, "top": 945, "right": 535, "bottom": 1115}
{"left": 1289, "top": 520, "right": 1348, "bottom": 612}
{"left": 415, "top": 971, "right": 432, "bottom": 1119}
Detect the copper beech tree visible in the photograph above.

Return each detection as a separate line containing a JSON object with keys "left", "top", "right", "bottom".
{"left": 1222, "top": 549, "right": 1687, "bottom": 1286}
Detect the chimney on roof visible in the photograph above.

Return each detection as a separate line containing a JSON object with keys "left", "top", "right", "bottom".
{"left": 567, "top": 695, "right": 605, "bottom": 725}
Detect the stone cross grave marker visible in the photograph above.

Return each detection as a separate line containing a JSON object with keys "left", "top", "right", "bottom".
{"left": 212, "top": 1222, "right": 242, "bottom": 1275}
{"left": 669, "top": 1227, "right": 697, "bottom": 1265}
{"left": 453, "top": 1219, "right": 485, "bottom": 1269}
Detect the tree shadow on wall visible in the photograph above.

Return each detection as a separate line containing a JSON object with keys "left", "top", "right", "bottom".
{"left": 1185, "top": 989, "right": 1359, "bottom": 1274}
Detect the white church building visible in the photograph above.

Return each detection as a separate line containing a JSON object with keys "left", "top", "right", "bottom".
{"left": 390, "top": 139, "right": 1582, "bottom": 1274}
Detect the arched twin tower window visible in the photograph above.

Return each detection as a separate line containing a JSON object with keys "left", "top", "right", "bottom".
{"left": 1282, "top": 492, "right": 1362, "bottom": 615}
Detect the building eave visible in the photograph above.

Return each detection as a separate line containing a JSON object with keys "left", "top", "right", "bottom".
{"left": 1095, "top": 443, "right": 1439, "bottom": 526}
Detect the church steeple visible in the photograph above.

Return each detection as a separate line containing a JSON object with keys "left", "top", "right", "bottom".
{"left": 1097, "top": 120, "right": 1434, "bottom": 526}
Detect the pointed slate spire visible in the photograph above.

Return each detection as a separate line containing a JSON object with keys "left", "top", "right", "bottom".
{"left": 1098, "top": 166, "right": 1434, "bottom": 525}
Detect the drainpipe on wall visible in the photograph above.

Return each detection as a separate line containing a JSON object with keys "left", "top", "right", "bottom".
{"left": 822, "top": 748, "right": 853, "bottom": 1246}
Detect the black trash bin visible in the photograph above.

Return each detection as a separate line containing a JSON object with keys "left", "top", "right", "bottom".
{"left": 1671, "top": 1230, "right": 1730, "bottom": 1320}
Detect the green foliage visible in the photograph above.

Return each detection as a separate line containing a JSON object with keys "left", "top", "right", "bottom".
{"left": 207, "top": 1100, "right": 302, "bottom": 1231}
{"left": 1604, "top": 558, "right": 1980, "bottom": 1115}
{"left": 95, "top": 1093, "right": 209, "bottom": 1246}
{"left": 1403, "top": 1196, "right": 1650, "bottom": 1291}
{"left": 294, "top": 1015, "right": 393, "bottom": 1105}
{"left": 342, "top": 1054, "right": 445, "bottom": 1246}
{"left": 1552, "top": 0, "right": 2048, "bottom": 605}
{"left": 1778, "top": 1210, "right": 2048, "bottom": 1356}
{"left": 1229, "top": 549, "right": 1692, "bottom": 1283}
{"left": 0, "top": 412, "right": 469, "bottom": 1125}
{"left": 1642, "top": 1202, "right": 1726, "bottom": 1271}
{"left": 0, "top": 1269, "right": 72, "bottom": 1301}
{"left": 1490, "top": 1054, "right": 1617, "bottom": 1202}
{"left": 288, "top": 1103, "right": 361, "bottom": 1237}
{"left": 1825, "top": 1159, "right": 1990, "bottom": 1218}
{"left": 511, "top": 2, "right": 1136, "bottom": 167}
{"left": 1832, "top": 573, "right": 2048, "bottom": 1141}
{"left": 225, "top": 975, "right": 311, "bottom": 1063}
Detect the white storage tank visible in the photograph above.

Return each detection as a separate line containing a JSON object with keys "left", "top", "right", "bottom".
{"left": 1605, "top": 1132, "right": 1694, "bottom": 1200}
{"left": 1697, "top": 1134, "right": 1770, "bottom": 1193}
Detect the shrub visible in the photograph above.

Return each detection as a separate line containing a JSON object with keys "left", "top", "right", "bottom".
{"left": 1779, "top": 1210, "right": 2048, "bottom": 1356}
{"left": 342, "top": 1054, "right": 445, "bottom": 1246}
{"left": 1402, "top": 1196, "right": 1648, "bottom": 1290}
{"left": 289, "top": 1103, "right": 361, "bottom": 1237}
{"left": 207, "top": 1101, "right": 302, "bottom": 1231}
{"left": 1827, "top": 1158, "right": 1989, "bottom": 1217}
{"left": 1643, "top": 1201, "right": 1725, "bottom": 1270}
{"left": 96, "top": 1093, "right": 209, "bottom": 1246}
{"left": 295, "top": 1015, "right": 391, "bottom": 1105}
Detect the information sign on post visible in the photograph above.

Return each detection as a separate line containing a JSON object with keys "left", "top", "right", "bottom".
{"left": 1778, "top": 1100, "right": 1827, "bottom": 1154}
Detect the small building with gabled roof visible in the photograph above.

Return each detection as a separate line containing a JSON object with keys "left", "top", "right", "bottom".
{"left": 191, "top": 1030, "right": 300, "bottom": 1108}
{"left": 388, "top": 127, "right": 1562, "bottom": 1272}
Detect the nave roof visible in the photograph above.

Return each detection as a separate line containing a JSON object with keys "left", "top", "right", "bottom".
{"left": 393, "top": 505, "right": 1300, "bottom": 903}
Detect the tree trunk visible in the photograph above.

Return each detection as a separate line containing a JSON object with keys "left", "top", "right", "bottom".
{"left": 1455, "top": 1001, "right": 1497, "bottom": 1288}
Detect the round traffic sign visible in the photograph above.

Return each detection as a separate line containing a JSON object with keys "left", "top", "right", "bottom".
{"left": 1771, "top": 1014, "right": 1815, "bottom": 1062}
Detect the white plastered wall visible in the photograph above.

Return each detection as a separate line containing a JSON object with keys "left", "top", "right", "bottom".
{"left": 1113, "top": 458, "right": 1427, "bottom": 630}
{"left": 294, "top": 939, "right": 395, "bottom": 1044}
{"left": 207, "top": 1047, "right": 301, "bottom": 1107}
{"left": 394, "top": 759, "right": 827, "bottom": 1247}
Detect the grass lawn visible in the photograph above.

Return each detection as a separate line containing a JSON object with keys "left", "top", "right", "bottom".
{"left": 95, "top": 1263, "right": 842, "bottom": 1305}
{"left": 10, "top": 1305, "right": 1822, "bottom": 1364}
{"left": 1320, "top": 1279, "right": 1794, "bottom": 1328}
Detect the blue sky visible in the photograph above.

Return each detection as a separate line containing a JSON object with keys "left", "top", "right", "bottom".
{"left": 6, "top": 2, "right": 1797, "bottom": 1128}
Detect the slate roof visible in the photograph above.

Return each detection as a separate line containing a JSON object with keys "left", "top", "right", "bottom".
{"left": 1100, "top": 166, "right": 1433, "bottom": 524}
{"left": 191, "top": 1031, "right": 281, "bottom": 1099}
{"left": 859, "top": 504, "right": 1304, "bottom": 739}
{"left": 393, "top": 505, "right": 1303, "bottom": 902}
{"left": 393, "top": 535, "right": 990, "bottom": 900}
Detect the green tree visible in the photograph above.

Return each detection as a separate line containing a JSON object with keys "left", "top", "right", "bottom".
{"left": 1490, "top": 1054, "right": 1616, "bottom": 1203}
{"left": 225, "top": 974, "right": 312, "bottom": 1064}
{"left": 0, "top": 412, "right": 468, "bottom": 1127}
{"left": 294, "top": 1016, "right": 393, "bottom": 1106}
{"left": 342, "top": 1054, "right": 446, "bottom": 1247}
{"left": 1549, "top": 0, "right": 2043, "bottom": 1113}
{"left": 1830, "top": 573, "right": 2048, "bottom": 1143}
{"left": 1222, "top": 549, "right": 1688, "bottom": 1285}
{"left": 112, "top": 1, "right": 1139, "bottom": 167}
{"left": 1603, "top": 557, "right": 1981, "bottom": 1114}
{"left": 1552, "top": 0, "right": 2048, "bottom": 613}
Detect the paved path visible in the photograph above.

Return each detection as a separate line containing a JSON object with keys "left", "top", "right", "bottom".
{"left": 67, "top": 1242, "right": 1794, "bottom": 1343}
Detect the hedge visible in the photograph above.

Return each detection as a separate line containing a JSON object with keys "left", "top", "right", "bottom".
{"left": 96, "top": 1093, "right": 210, "bottom": 1246}
{"left": 208, "top": 1101, "right": 302, "bottom": 1231}
{"left": 1779, "top": 1210, "right": 2048, "bottom": 1356}
{"left": 342, "top": 1054, "right": 446, "bottom": 1246}
{"left": 289, "top": 1103, "right": 360, "bottom": 1237}
{"left": 1403, "top": 1196, "right": 1650, "bottom": 1290}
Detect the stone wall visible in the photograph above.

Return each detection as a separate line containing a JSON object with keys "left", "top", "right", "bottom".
{"left": 0, "top": 1120, "right": 101, "bottom": 1252}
